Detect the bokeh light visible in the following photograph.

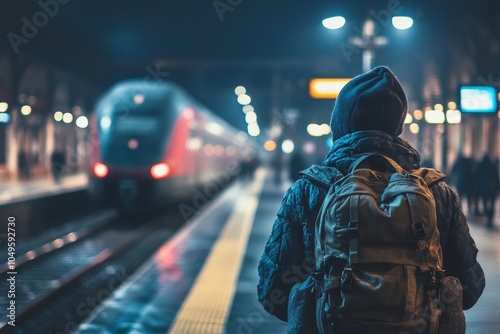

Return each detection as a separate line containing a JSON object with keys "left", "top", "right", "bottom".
{"left": 322, "top": 16, "right": 346, "bottom": 29}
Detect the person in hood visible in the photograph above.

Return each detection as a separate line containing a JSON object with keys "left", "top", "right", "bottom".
{"left": 257, "top": 66, "right": 485, "bottom": 333}
{"left": 475, "top": 154, "right": 500, "bottom": 228}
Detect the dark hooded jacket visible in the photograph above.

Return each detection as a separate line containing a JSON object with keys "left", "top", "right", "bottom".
{"left": 257, "top": 130, "right": 485, "bottom": 331}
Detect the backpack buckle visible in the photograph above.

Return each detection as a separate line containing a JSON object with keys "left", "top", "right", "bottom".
{"left": 310, "top": 270, "right": 323, "bottom": 282}
{"left": 413, "top": 222, "right": 427, "bottom": 240}
{"left": 421, "top": 269, "right": 437, "bottom": 291}
{"left": 348, "top": 222, "right": 358, "bottom": 238}
{"left": 341, "top": 267, "right": 353, "bottom": 292}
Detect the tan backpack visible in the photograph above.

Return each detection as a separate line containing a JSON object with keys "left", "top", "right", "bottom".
{"left": 312, "top": 154, "right": 445, "bottom": 334}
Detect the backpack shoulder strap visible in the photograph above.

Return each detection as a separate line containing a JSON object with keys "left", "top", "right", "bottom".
{"left": 349, "top": 153, "right": 405, "bottom": 174}
{"left": 351, "top": 154, "right": 446, "bottom": 187}
{"left": 411, "top": 168, "right": 446, "bottom": 186}
{"left": 299, "top": 164, "right": 342, "bottom": 189}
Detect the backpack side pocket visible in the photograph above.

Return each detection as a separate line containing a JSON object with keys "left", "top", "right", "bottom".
{"left": 287, "top": 275, "right": 320, "bottom": 334}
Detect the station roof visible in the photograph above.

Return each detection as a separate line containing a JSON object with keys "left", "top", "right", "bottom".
{"left": 2, "top": 0, "right": 500, "bottom": 130}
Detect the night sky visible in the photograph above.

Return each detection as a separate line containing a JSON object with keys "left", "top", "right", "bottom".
{"left": 2, "top": 0, "right": 500, "bottom": 130}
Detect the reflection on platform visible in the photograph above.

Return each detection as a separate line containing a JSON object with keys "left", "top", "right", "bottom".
{"left": 0, "top": 173, "right": 87, "bottom": 205}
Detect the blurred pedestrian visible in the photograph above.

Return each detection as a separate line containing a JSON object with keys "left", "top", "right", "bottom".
{"left": 421, "top": 157, "right": 434, "bottom": 169}
{"left": 289, "top": 151, "right": 307, "bottom": 181}
{"left": 476, "top": 154, "right": 500, "bottom": 228}
{"left": 452, "top": 154, "right": 477, "bottom": 215}
{"left": 240, "top": 154, "right": 259, "bottom": 180}
{"left": 51, "top": 150, "right": 66, "bottom": 182}
{"left": 17, "top": 149, "right": 29, "bottom": 180}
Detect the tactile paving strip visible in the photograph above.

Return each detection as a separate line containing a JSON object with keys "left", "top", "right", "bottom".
{"left": 168, "top": 169, "right": 266, "bottom": 334}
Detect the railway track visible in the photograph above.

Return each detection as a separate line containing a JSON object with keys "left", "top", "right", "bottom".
{"left": 0, "top": 210, "right": 183, "bottom": 334}
{"left": 0, "top": 209, "right": 118, "bottom": 275}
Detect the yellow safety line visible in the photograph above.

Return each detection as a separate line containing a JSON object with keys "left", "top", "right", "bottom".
{"left": 168, "top": 169, "right": 266, "bottom": 334}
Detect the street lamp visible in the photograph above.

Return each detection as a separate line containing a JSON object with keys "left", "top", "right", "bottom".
{"left": 351, "top": 19, "right": 388, "bottom": 73}
{"left": 322, "top": 16, "right": 346, "bottom": 30}
{"left": 392, "top": 16, "right": 414, "bottom": 30}
{"left": 322, "top": 15, "right": 413, "bottom": 72}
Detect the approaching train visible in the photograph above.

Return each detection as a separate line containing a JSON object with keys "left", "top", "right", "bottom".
{"left": 88, "top": 79, "right": 258, "bottom": 213}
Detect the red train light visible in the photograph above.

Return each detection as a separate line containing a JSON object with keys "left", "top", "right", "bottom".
{"left": 93, "top": 162, "right": 108, "bottom": 178}
{"left": 151, "top": 163, "right": 170, "bottom": 179}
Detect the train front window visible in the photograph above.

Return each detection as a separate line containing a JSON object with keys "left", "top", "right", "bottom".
{"left": 103, "top": 115, "right": 165, "bottom": 166}
{"left": 115, "top": 116, "right": 159, "bottom": 135}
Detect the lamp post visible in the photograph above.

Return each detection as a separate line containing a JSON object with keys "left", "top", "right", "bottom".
{"left": 350, "top": 19, "right": 388, "bottom": 73}
{"left": 322, "top": 15, "right": 413, "bottom": 72}
{"left": 421, "top": 104, "right": 462, "bottom": 172}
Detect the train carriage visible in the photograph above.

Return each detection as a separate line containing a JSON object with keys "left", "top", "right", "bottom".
{"left": 88, "top": 79, "right": 256, "bottom": 213}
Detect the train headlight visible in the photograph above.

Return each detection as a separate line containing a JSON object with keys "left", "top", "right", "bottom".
{"left": 93, "top": 162, "right": 108, "bottom": 178}
{"left": 151, "top": 163, "right": 170, "bottom": 179}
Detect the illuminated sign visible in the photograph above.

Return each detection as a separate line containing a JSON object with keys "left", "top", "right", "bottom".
{"left": 309, "top": 78, "right": 351, "bottom": 99}
{"left": 460, "top": 86, "right": 498, "bottom": 113}
{"left": 0, "top": 113, "right": 10, "bottom": 123}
